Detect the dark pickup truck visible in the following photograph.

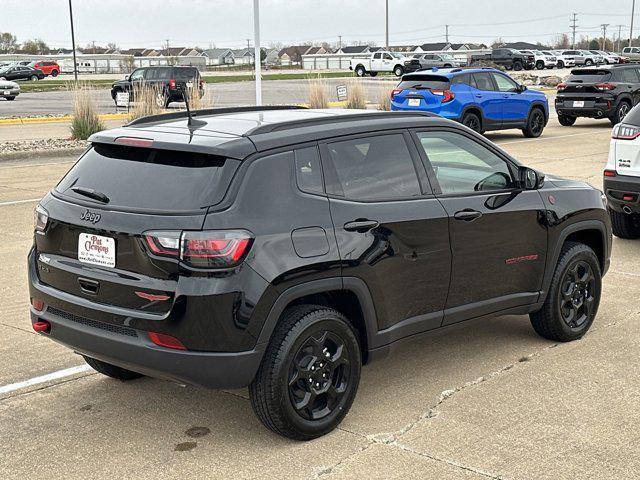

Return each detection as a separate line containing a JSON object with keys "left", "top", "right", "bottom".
{"left": 471, "top": 48, "right": 535, "bottom": 71}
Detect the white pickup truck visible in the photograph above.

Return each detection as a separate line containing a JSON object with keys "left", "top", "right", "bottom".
{"left": 350, "top": 51, "right": 412, "bottom": 77}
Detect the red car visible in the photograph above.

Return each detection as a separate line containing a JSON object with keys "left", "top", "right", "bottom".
{"left": 30, "top": 61, "right": 60, "bottom": 77}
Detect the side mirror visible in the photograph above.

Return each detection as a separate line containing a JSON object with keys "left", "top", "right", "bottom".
{"left": 521, "top": 167, "right": 544, "bottom": 190}
{"left": 518, "top": 84, "right": 527, "bottom": 92}
{"left": 125, "top": 74, "right": 130, "bottom": 81}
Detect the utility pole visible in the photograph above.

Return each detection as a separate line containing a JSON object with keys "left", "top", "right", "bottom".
{"left": 445, "top": 24, "right": 449, "bottom": 43}
{"left": 601, "top": 24, "right": 609, "bottom": 50}
{"left": 68, "top": 0, "right": 78, "bottom": 82}
{"left": 385, "top": 0, "right": 389, "bottom": 49}
{"left": 570, "top": 13, "right": 578, "bottom": 49}
{"left": 338, "top": 35, "right": 342, "bottom": 50}
{"left": 630, "top": 0, "right": 636, "bottom": 47}
{"left": 253, "top": 0, "right": 262, "bottom": 106}
{"left": 617, "top": 24, "right": 624, "bottom": 52}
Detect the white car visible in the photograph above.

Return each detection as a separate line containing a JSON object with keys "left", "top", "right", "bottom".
{"left": 592, "top": 50, "right": 619, "bottom": 64}
{"left": 0, "top": 79, "right": 19, "bottom": 101}
{"left": 604, "top": 103, "right": 640, "bottom": 238}
{"left": 350, "top": 50, "right": 412, "bottom": 77}
{"left": 520, "top": 49, "right": 557, "bottom": 70}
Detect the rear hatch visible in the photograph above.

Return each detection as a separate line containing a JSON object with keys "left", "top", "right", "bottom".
{"left": 172, "top": 66, "right": 200, "bottom": 90}
{"left": 558, "top": 69, "right": 614, "bottom": 106}
{"left": 393, "top": 74, "right": 451, "bottom": 110}
{"left": 36, "top": 142, "right": 239, "bottom": 314}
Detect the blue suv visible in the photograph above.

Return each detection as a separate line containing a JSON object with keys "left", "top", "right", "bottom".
{"left": 391, "top": 67, "right": 549, "bottom": 137}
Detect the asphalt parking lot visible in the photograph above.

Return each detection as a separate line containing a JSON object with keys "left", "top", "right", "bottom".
{"left": 1, "top": 117, "right": 639, "bottom": 479}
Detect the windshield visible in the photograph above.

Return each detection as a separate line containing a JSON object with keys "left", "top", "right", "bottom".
{"left": 390, "top": 52, "right": 404, "bottom": 59}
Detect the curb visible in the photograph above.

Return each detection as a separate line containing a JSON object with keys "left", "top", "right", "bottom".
{"left": 0, "top": 147, "right": 86, "bottom": 162}
{"left": 0, "top": 113, "right": 127, "bottom": 126}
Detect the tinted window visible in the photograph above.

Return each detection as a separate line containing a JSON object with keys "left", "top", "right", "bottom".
{"left": 295, "top": 146, "right": 324, "bottom": 194}
{"left": 473, "top": 72, "right": 495, "bottom": 91}
{"left": 451, "top": 74, "right": 475, "bottom": 87}
{"left": 145, "top": 68, "right": 159, "bottom": 80}
{"left": 325, "top": 135, "right": 421, "bottom": 201}
{"left": 383, "top": 53, "right": 393, "bottom": 60}
{"left": 130, "top": 69, "right": 144, "bottom": 81}
{"left": 56, "top": 145, "right": 232, "bottom": 212}
{"left": 492, "top": 73, "right": 518, "bottom": 92}
{"left": 173, "top": 67, "right": 199, "bottom": 80}
{"left": 397, "top": 74, "right": 450, "bottom": 90}
{"left": 373, "top": 53, "right": 381, "bottom": 59}
{"left": 616, "top": 68, "right": 639, "bottom": 83}
{"left": 416, "top": 131, "right": 515, "bottom": 194}
{"left": 567, "top": 70, "right": 612, "bottom": 83}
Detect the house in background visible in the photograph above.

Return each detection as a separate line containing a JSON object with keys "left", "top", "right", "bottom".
{"left": 263, "top": 48, "right": 280, "bottom": 66}
{"left": 201, "top": 48, "right": 235, "bottom": 66}
{"left": 278, "top": 45, "right": 312, "bottom": 65}
{"left": 232, "top": 48, "right": 255, "bottom": 65}
{"left": 334, "top": 45, "right": 371, "bottom": 55}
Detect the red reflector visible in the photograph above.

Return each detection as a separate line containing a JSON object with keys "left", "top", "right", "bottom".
{"left": 135, "top": 291, "right": 170, "bottom": 302}
{"left": 169, "top": 79, "right": 176, "bottom": 90}
{"left": 115, "top": 137, "right": 154, "bottom": 147}
{"left": 31, "top": 298, "right": 45, "bottom": 312}
{"left": 604, "top": 170, "right": 617, "bottom": 177}
{"left": 623, "top": 195, "right": 636, "bottom": 201}
{"left": 148, "top": 332, "right": 186, "bottom": 350}
{"left": 32, "top": 321, "right": 50, "bottom": 333}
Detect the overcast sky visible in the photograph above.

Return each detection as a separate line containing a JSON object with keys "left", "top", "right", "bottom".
{"left": 2, "top": 0, "right": 637, "bottom": 50}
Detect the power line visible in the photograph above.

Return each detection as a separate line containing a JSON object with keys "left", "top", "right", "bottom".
{"left": 571, "top": 13, "right": 579, "bottom": 49}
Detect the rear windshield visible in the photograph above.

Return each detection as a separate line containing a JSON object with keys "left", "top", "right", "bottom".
{"left": 567, "top": 70, "right": 612, "bottom": 83}
{"left": 56, "top": 144, "right": 230, "bottom": 212}
{"left": 397, "top": 75, "right": 450, "bottom": 90}
{"left": 173, "top": 67, "right": 199, "bottom": 80}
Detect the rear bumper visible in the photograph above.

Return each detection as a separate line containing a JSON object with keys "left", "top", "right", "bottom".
{"left": 604, "top": 174, "right": 640, "bottom": 214}
{"left": 555, "top": 97, "right": 615, "bottom": 118}
{"left": 28, "top": 248, "right": 265, "bottom": 389}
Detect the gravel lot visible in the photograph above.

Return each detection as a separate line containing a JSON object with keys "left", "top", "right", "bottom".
{"left": 1, "top": 116, "right": 639, "bottom": 479}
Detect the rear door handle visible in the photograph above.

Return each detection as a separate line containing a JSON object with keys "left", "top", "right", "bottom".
{"left": 344, "top": 220, "right": 380, "bottom": 232}
{"left": 453, "top": 209, "right": 483, "bottom": 222}
{"left": 475, "top": 94, "right": 483, "bottom": 98}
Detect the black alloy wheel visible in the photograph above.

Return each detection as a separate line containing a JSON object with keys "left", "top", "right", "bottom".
{"left": 523, "top": 108, "right": 545, "bottom": 137}
{"left": 462, "top": 112, "right": 482, "bottom": 133}
{"left": 558, "top": 260, "right": 596, "bottom": 329}
{"left": 288, "top": 330, "right": 351, "bottom": 421}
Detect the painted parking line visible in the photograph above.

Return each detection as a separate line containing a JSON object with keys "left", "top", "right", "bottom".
{"left": 0, "top": 198, "right": 41, "bottom": 207}
{"left": 0, "top": 364, "right": 92, "bottom": 396}
{"left": 496, "top": 129, "right": 611, "bottom": 146}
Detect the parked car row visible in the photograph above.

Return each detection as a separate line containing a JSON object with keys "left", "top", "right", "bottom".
{"left": 0, "top": 60, "right": 60, "bottom": 81}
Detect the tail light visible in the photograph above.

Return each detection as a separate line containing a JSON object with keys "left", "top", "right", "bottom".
{"left": 557, "top": 83, "right": 566, "bottom": 92}
{"left": 612, "top": 124, "right": 640, "bottom": 140}
{"left": 432, "top": 89, "right": 455, "bottom": 103}
{"left": 34, "top": 204, "right": 49, "bottom": 233}
{"left": 391, "top": 88, "right": 403, "bottom": 98}
{"left": 595, "top": 83, "right": 615, "bottom": 91}
{"left": 604, "top": 170, "right": 617, "bottom": 177}
{"left": 143, "top": 230, "right": 253, "bottom": 269}
{"left": 169, "top": 79, "right": 176, "bottom": 90}
{"left": 31, "top": 298, "right": 45, "bottom": 312}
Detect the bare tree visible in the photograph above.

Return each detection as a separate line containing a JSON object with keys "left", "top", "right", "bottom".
{"left": 491, "top": 37, "right": 505, "bottom": 48}
{"left": 21, "top": 38, "right": 50, "bottom": 55}
{"left": 0, "top": 32, "right": 18, "bottom": 53}
{"left": 553, "top": 34, "right": 570, "bottom": 49}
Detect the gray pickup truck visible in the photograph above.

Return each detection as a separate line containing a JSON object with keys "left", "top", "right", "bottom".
{"left": 470, "top": 48, "right": 535, "bottom": 71}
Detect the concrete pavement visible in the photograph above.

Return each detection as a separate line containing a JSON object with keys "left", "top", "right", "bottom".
{"left": 1, "top": 120, "right": 639, "bottom": 479}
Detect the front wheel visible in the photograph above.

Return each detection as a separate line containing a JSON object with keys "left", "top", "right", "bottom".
{"left": 461, "top": 112, "right": 483, "bottom": 134}
{"left": 536, "top": 61, "right": 545, "bottom": 70}
{"left": 557, "top": 60, "right": 565, "bottom": 69}
{"left": 249, "top": 305, "right": 361, "bottom": 440}
{"left": 83, "top": 356, "right": 144, "bottom": 381}
{"left": 522, "top": 108, "right": 545, "bottom": 138}
{"left": 30, "top": 75, "right": 39, "bottom": 81}
{"left": 609, "top": 207, "right": 640, "bottom": 239}
{"left": 530, "top": 242, "right": 601, "bottom": 342}
{"left": 585, "top": 59, "right": 594, "bottom": 66}
{"left": 558, "top": 114, "right": 576, "bottom": 126}
{"left": 513, "top": 61, "right": 523, "bottom": 71}
{"left": 393, "top": 65, "right": 404, "bottom": 77}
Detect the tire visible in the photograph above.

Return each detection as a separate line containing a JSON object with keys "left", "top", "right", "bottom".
{"left": 30, "top": 75, "right": 38, "bottom": 81}
{"left": 513, "top": 61, "right": 523, "bottom": 71}
{"left": 51, "top": 70, "right": 59, "bottom": 77}
{"left": 558, "top": 114, "right": 576, "bottom": 126}
{"left": 443, "top": 63, "right": 452, "bottom": 68}
{"left": 610, "top": 100, "right": 631, "bottom": 125}
{"left": 83, "top": 356, "right": 144, "bottom": 381}
{"left": 355, "top": 66, "right": 366, "bottom": 77}
{"left": 370, "top": 71, "right": 378, "bottom": 77}
{"left": 6, "top": 96, "right": 15, "bottom": 101}
{"left": 522, "top": 107, "right": 546, "bottom": 138}
{"left": 536, "top": 60, "right": 545, "bottom": 70}
{"left": 609, "top": 207, "right": 640, "bottom": 239}
{"left": 461, "top": 111, "right": 483, "bottom": 134}
{"left": 249, "top": 305, "right": 362, "bottom": 440}
{"left": 530, "top": 242, "right": 601, "bottom": 342}
{"left": 393, "top": 65, "right": 404, "bottom": 77}
{"left": 557, "top": 60, "right": 565, "bottom": 69}
{"left": 585, "top": 59, "right": 594, "bottom": 66}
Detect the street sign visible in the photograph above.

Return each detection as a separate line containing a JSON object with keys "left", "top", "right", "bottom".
{"left": 336, "top": 85, "right": 347, "bottom": 101}
{"left": 116, "top": 91, "right": 130, "bottom": 108}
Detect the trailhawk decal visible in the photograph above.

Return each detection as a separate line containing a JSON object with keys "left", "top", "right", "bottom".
{"left": 505, "top": 254, "right": 539, "bottom": 265}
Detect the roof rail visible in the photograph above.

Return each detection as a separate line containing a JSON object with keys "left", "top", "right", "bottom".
{"left": 126, "top": 105, "right": 307, "bottom": 127}
{"left": 248, "top": 111, "right": 439, "bottom": 135}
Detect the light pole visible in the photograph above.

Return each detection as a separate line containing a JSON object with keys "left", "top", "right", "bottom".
{"left": 385, "top": 0, "right": 389, "bottom": 49}
{"left": 253, "top": 0, "right": 262, "bottom": 105}
{"left": 631, "top": 0, "right": 636, "bottom": 48}
{"left": 68, "top": 0, "right": 78, "bottom": 82}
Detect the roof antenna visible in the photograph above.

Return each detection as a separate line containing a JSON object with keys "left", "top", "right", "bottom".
{"left": 181, "top": 84, "right": 206, "bottom": 128}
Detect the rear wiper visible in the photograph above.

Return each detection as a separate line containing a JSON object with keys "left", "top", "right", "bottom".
{"left": 70, "top": 186, "right": 110, "bottom": 204}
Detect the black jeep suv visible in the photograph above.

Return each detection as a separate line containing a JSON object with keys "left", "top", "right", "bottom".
{"left": 28, "top": 107, "right": 611, "bottom": 440}
{"left": 110, "top": 66, "right": 204, "bottom": 107}
{"left": 556, "top": 65, "right": 640, "bottom": 126}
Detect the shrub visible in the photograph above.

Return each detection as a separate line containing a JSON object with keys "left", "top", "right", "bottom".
{"left": 126, "top": 85, "right": 164, "bottom": 122}
{"left": 377, "top": 85, "right": 392, "bottom": 111}
{"left": 69, "top": 84, "right": 104, "bottom": 140}
{"left": 345, "top": 79, "right": 366, "bottom": 109}
{"left": 307, "top": 77, "right": 329, "bottom": 109}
